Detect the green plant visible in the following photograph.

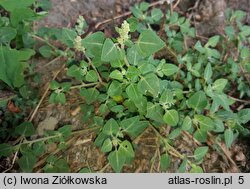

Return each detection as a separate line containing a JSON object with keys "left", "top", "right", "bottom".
{"left": 0, "top": 1, "right": 250, "bottom": 173}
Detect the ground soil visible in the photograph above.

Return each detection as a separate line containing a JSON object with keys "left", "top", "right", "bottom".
{"left": 29, "top": 0, "right": 250, "bottom": 173}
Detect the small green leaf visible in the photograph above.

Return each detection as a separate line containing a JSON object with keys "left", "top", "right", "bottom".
{"left": 0, "top": 0, "right": 35, "bottom": 11}
{"left": 101, "top": 138, "right": 113, "bottom": 153}
{"left": 61, "top": 28, "right": 77, "bottom": 47}
{"left": 138, "top": 73, "right": 160, "bottom": 97}
{"left": 169, "top": 128, "right": 182, "bottom": 139}
{"left": 194, "top": 130, "right": 207, "bottom": 143}
{"left": 119, "top": 140, "right": 135, "bottom": 158}
{"left": 85, "top": 70, "right": 98, "bottom": 82}
{"left": 109, "top": 70, "right": 123, "bottom": 81}
{"left": 161, "top": 64, "right": 179, "bottom": 76}
{"left": 58, "top": 125, "right": 72, "bottom": 138}
{"left": 146, "top": 102, "right": 164, "bottom": 123}
{"left": 0, "top": 27, "right": 17, "bottom": 44}
{"left": 108, "top": 150, "right": 126, "bottom": 173}
{"left": 127, "top": 45, "right": 143, "bottom": 66}
{"left": 80, "top": 88, "right": 100, "bottom": 104}
{"left": 101, "top": 38, "right": 119, "bottom": 62}
{"left": 18, "top": 153, "right": 37, "bottom": 173}
{"left": 0, "top": 143, "right": 13, "bottom": 157}
{"left": 82, "top": 32, "right": 105, "bottom": 58}
{"left": 151, "top": 8, "right": 163, "bottom": 21}
{"left": 224, "top": 129, "right": 234, "bottom": 149}
{"left": 205, "top": 35, "right": 220, "bottom": 48}
{"left": 204, "top": 63, "right": 212, "bottom": 83}
{"left": 160, "top": 153, "right": 171, "bottom": 171}
{"left": 238, "top": 108, "right": 250, "bottom": 124}
{"left": 187, "top": 91, "right": 208, "bottom": 111}
{"left": 190, "top": 165, "right": 203, "bottom": 173}
{"left": 194, "top": 115, "right": 215, "bottom": 131}
{"left": 107, "top": 81, "right": 122, "bottom": 97}
{"left": 103, "top": 119, "right": 120, "bottom": 136}
{"left": 163, "top": 109, "right": 179, "bottom": 127}
{"left": 182, "top": 116, "right": 192, "bottom": 131}
{"left": 194, "top": 146, "right": 208, "bottom": 161}
{"left": 15, "top": 122, "right": 35, "bottom": 137}
{"left": 121, "top": 116, "right": 148, "bottom": 138}
{"left": 178, "top": 158, "right": 187, "bottom": 173}
{"left": 136, "top": 29, "right": 165, "bottom": 57}
{"left": 212, "top": 79, "right": 228, "bottom": 93}
{"left": 39, "top": 45, "right": 52, "bottom": 58}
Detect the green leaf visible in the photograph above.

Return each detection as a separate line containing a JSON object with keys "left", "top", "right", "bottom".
{"left": 194, "top": 130, "right": 207, "bottom": 143}
{"left": 18, "top": 49, "right": 35, "bottom": 61}
{"left": 39, "top": 45, "right": 52, "bottom": 58}
{"left": 15, "top": 122, "right": 35, "bottom": 137}
{"left": 187, "top": 91, "right": 208, "bottom": 111}
{"left": 58, "top": 125, "right": 72, "bottom": 138}
{"left": 194, "top": 146, "right": 208, "bottom": 161}
{"left": 10, "top": 8, "right": 36, "bottom": 27}
{"left": 136, "top": 29, "right": 165, "bottom": 57}
{"left": 160, "top": 153, "right": 171, "bottom": 171}
{"left": 190, "top": 165, "right": 203, "bottom": 173}
{"left": 85, "top": 70, "right": 98, "bottom": 82}
{"left": 126, "top": 84, "right": 147, "bottom": 115}
{"left": 107, "top": 81, "right": 122, "bottom": 97}
{"left": 82, "top": 32, "right": 105, "bottom": 58}
{"left": 0, "top": 27, "right": 17, "bottom": 44}
{"left": 80, "top": 88, "right": 99, "bottom": 104}
{"left": 161, "top": 64, "right": 179, "bottom": 76}
{"left": 163, "top": 109, "right": 179, "bottom": 127}
{"left": 205, "top": 35, "right": 220, "bottom": 48}
{"left": 138, "top": 73, "right": 160, "bottom": 97}
{"left": 181, "top": 116, "right": 192, "bottom": 131}
{"left": 109, "top": 70, "right": 123, "bottom": 81}
{"left": 127, "top": 45, "right": 143, "bottom": 66}
{"left": 67, "top": 65, "right": 85, "bottom": 80}
{"left": 79, "top": 167, "right": 92, "bottom": 173}
{"left": 108, "top": 150, "right": 126, "bottom": 173}
{"left": 178, "top": 158, "right": 187, "bottom": 173}
{"left": 204, "top": 63, "right": 212, "bottom": 83}
{"left": 103, "top": 119, "right": 120, "bottom": 136}
{"left": 121, "top": 116, "right": 148, "bottom": 138}
{"left": 18, "top": 153, "right": 37, "bottom": 172}
{"left": 212, "top": 79, "right": 228, "bottom": 93}
{"left": 224, "top": 129, "right": 234, "bottom": 149}
{"left": 61, "top": 28, "right": 77, "bottom": 47}
{"left": 159, "top": 89, "right": 175, "bottom": 105}
{"left": 0, "top": 143, "right": 13, "bottom": 157}
{"left": 146, "top": 102, "right": 164, "bottom": 123}
{"left": 169, "top": 128, "right": 182, "bottom": 139}
{"left": 0, "top": 0, "right": 35, "bottom": 11}
{"left": 194, "top": 115, "right": 215, "bottom": 131}
{"left": 238, "top": 108, "right": 250, "bottom": 124}
{"left": 101, "top": 138, "right": 113, "bottom": 153}
{"left": 137, "top": 61, "right": 155, "bottom": 75}
{"left": 32, "top": 142, "right": 46, "bottom": 156}
{"left": 213, "top": 94, "right": 231, "bottom": 111}
{"left": 101, "top": 38, "right": 119, "bottom": 62}
{"left": 151, "top": 8, "right": 163, "bottom": 21}
{"left": 94, "top": 132, "right": 109, "bottom": 147}
{"left": 119, "top": 140, "right": 135, "bottom": 158}
{"left": 0, "top": 46, "right": 25, "bottom": 88}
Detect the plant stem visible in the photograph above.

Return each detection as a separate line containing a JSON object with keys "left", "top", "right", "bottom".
{"left": 31, "top": 34, "right": 58, "bottom": 51}
{"left": 149, "top": 125, "right": 193, "bottom": 166}
{"left": 70, "top": 82, "right": 100, "bottom": 89}
{"left": 86, "top": 56, "right": 103, "bottom": 84}
{"left": 16, "top": 126, "right": 100, "bottom": 147}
